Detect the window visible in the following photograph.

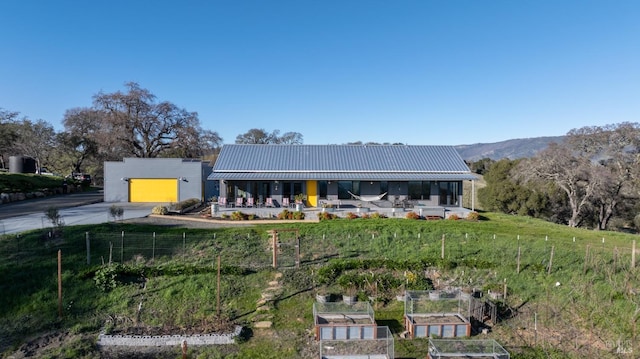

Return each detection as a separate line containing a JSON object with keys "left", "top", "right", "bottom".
{"left": 408, "top": 181, "right": 431, "bottom": 200}
{"left": 337, "top": 181, "right": 353, "bottom": 199}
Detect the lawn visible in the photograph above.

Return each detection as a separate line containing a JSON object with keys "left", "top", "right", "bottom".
{"left": 0, "top": 212, "right": 638, "bottom": 358}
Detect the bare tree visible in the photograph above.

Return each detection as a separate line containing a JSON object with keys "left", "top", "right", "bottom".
{"left": 59, "top": 108, "right": 101, "bottom": 174}
{"left": 12, "top": 119, "right": 57, "bottom": 173}
{"left": 567, "top": 122, "right": 640, "bottom": 230}
{"left": 93, "top": 82, "right": 219, "bottom": 158}
{"left": 520, "top": 142, "right": 599, "bottom": 227}
{"left": 235, "top": 128, "right": 303, "bottom": 144}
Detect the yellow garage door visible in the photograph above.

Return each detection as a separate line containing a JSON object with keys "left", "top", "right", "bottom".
{"left": 129, "top": 179, "right": 178, "bottom": 202}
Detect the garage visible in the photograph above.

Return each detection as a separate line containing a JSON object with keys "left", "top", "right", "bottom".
{"left": 129, "top": 178, "right": 178, "bottom": 203}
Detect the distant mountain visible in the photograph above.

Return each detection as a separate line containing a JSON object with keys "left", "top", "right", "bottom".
{"left": 455, "top": 136, "right": 565, "bottom": 162}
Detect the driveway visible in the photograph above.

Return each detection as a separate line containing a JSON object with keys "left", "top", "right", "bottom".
{"left": 0, "top": 191, "right": 156, "bottom": 235}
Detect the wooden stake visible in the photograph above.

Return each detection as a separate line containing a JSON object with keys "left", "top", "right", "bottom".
{"left": 632, "top": 240, "right": 636, "bottom": 269}
{"left": 217, "top": 255, "right": 221, "bottom": 317}
{"left": 516, "top": 245, "right": 521, "bottom": 274}
{"left": 85, "top": 232, "right": 90, "bottom": 265}
{"left": 547, "top": 245, "right": 555, "bottom": 275}
{"left": 441, "top": 234, "right": 445, "bottom": 259}
{"left": 58, "top": 250, "right": 62, "bottom": 319}
{"left": 583, "top": 245, "right": 590, "bottom": 274}
{"left": 272, "top": 231, "right": 278, "bottom": 269}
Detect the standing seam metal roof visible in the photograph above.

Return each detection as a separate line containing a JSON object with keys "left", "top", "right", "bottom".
{"left": 211, "top": 144, "right": 472, "bottom": 173}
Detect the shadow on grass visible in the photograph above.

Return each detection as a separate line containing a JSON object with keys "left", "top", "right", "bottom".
{"left": 376, "top": 319, "right": 403, "bottom": 335}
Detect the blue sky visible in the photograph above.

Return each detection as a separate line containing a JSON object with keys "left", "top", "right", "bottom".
{"left": 1, "top": 1, "right": 639, "bottom": 146}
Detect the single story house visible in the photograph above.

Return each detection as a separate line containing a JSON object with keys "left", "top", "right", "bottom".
{"left": 207, "top": 144, "right": 477, "bottom": 210}
{"left": 104, "top": 158, "right": 216, "bottom": 203}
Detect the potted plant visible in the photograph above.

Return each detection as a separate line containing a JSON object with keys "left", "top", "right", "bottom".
{"left": 294, "top": 193, "right": 306, "bottom": 211}
{"left": 209, "top": 196, "right": 219, "bottom": 216}
{"left": 321, "top": 202, "right": 334, "bottom": 212}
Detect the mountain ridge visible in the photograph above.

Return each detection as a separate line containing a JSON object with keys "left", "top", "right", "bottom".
{"left": 455, "top": 136, "right": 565, "bottom": 162}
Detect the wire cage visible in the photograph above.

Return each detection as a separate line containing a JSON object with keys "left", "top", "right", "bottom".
{"left": 427, "top": 338, "right": 510, "bottom": 359}
{"left": 320, "top": 326, "right": 394, "bottom": 359}
{"left": 404, "top": 290, "right": 472, "bottom": 339}
{"left": 314, "top": 301, "right": 377, "bottom": 340}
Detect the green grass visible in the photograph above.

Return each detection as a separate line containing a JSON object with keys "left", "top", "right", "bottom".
{"left": 1, "top": 214, "right": 639, "bottom": 358}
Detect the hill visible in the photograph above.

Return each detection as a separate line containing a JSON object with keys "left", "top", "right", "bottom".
{"left": 455, "top": 136, "right": 564, "bottom": 161}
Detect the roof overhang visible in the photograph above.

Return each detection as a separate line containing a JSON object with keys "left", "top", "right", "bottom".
{"left": 208, "top": 172, "right": 477, "bottom": 181}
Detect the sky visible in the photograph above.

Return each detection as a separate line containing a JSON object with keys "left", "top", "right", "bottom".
{"left": 1, "top": 1, "right": 639, "bottom": 146}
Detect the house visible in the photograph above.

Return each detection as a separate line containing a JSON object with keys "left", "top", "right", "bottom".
{"left": 207, "top": 144, "right": 477, "bottom": 211}
{"left": 103, "top": 158, "right": 216, "bottom": 203}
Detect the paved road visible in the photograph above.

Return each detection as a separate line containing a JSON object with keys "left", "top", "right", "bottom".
{"left": 0, "top": 192, "right": 155, "bottom": 235}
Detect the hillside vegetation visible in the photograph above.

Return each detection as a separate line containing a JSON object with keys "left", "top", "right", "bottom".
{"left": 1, "top": 209, "right": 638, "bottom": 358}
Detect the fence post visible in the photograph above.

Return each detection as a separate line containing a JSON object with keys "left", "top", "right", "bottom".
{"left": 632, "top": 240, "right": 636, "bottom": 269}
{"left": 121, "top": 231, "right": 125, "bottom": 263}
{"left": 548, "top": 246, "right": 555, "bottom": 274}
{"left": 583, "top": 245, "right": 590, "bottom": 274}
{"left": 183, "top": 232, "right": 186, "bottom": 259}
{"left": 441, "top": 234, "right": 445, "bottom": 259}
{"left": 516, "top": 246, "right": 521, "bottom": 274}
{"left": 85, "top": 232, "right": 90, "bottom": 265}
{"left": 152, "top": 232, "right": 156, "bottom": 261}
{"left": 58, "top": 249, "right": 62, "bottom": 319}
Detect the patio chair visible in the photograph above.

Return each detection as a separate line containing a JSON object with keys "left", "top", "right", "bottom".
{"left": 246, "top": 197, "right": 254, "bottom": 208}
{"left": 218, "top": 197, "right": 228, "bottom": 207}
{"left": 282, "top": 197, "right": 291, "bottom": 208}
{"left": 265, "top": 197, "right": 274, "bottom": 208}
{"left": 235, "top": 197, "right": 244, "bottom": 208}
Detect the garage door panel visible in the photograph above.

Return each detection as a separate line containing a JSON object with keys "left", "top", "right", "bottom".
{"left": 129, "top": 179, "right": 178, "bottom": 202}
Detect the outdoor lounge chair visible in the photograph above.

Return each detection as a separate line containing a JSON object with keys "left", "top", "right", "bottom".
{"left": 265, "top": 197, "right": 274, "bottom": 207}
{"left": 235, "top": 197, "right": 244, "bottom": 207}
{"left": 282, "top": 197, "right": 291, "bottom": 208}
{"left": 246, "top": 197, "right": 254, "bottom": 208}
{"left": 218, "top": 197, "right": 228, "bottom": 207}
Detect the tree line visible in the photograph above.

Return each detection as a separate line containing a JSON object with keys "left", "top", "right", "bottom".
{"left": 0, "top": 82, "right": 304, "bottom": 182}
{"left": 473, "top": 122, "right": 640, "bottom": 231}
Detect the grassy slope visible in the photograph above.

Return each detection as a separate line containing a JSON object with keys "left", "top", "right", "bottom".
{"left": 1, "top": 213, "right": 638, "bottom": 358}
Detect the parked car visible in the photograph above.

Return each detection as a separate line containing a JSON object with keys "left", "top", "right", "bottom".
{"left": 73, "top": 173, "right": 92, "bottom": 184}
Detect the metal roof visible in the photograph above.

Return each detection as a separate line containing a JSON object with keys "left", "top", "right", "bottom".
{"left": 208, "top": 144, "right": 476, "bottom": 181}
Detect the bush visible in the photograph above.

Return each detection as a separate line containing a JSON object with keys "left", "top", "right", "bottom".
{"left": 171, "top": 198, "right": 200, "bottom": 211}
{"left": 151, "top": 205, "right": 168, "bottom": 215}
{"left": 405, "top": 211, "right": 421, "bottom": 220}
{"left": 448, "top": 214, "right": 460, "bottom": 220}
{"left": 277, "top": 209, "right": 305, "bottom": 220}
{"left": 317, "top": 211, "right": 338, "bottom": 220}
{"left": 467, "top": 211, "right": 479, "bottom": 221}
{"left": 345, "top": 212, "right": 359, "bottom": 220}
{"left": 231, "top": 211, "right": 247, "bottom": 220}
{"left": 370, "top": 212, "right": 387, "bottom": 219}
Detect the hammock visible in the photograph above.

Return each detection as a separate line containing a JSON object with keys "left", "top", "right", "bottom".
{"left": 348, "top": 191, "right": 387, "bottom": 202}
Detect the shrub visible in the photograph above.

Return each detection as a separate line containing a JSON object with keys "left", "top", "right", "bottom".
{"left": 278, "top": 209, "right": 304, "bottom": 220}
{"left": 231, "top": 211, "right": 247, "bottom": 220}
{"left": 172, "top": 198, "right": 200, "bottom": 211}
{"left": 346, "top": 212, "right": 359, "bottom": 220}
{"left": 277, "top": 210, "right": 291, "bottom": 220}
{"left": 448, "top": 214, "right": 460, "bottom": 220}
{"left": 361, "top": 213, "right": 371, "bottom": 219}
{"left": 109, "top": 205, "right": 124, "bottom": 221}
{"left": 370, "top": 212, "right": 387, "bottom": 219}
{"left": 94, "top": 265, "right": 119, "bottom": 292}
{"left": 466, "top": 211, "right": 479, "bottom": 221}
{"left": 151, "top": 205, "right": 168, "bottom": 215}
{"left": 405, "top": 211, "right": 421, "bottom": 220}
{"left": 317, "top": 211, "right": 337, "bottom": 220}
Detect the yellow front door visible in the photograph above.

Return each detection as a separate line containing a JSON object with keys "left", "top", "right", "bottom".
{"left": 306, "top": 180, "right": 318, "bottom": 207}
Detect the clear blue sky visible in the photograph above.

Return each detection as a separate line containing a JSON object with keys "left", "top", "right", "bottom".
{"left": 1, "top": 1, "right": 639, "bottom": 146}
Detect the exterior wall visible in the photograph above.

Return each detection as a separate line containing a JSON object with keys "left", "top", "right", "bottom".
{"left": 104, "top": 158, "right": 204, "bottom": 203}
